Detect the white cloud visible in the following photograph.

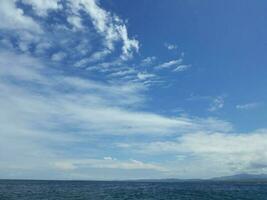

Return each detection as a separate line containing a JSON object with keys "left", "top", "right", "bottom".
{"left": 88, "top": 49, "right": 111, "bottom": 63}
{"left": 155, "top": 59, "right": 183, "bottom": 69}
{"left": 103, "top": 156, "right": 114, "bottom": 160}
{"left": 109, "top": 68, "right": 136, "bottom": 77}
{"left": 173, "top": 64, "right": 191, "bottom": 72}
{"left": 164, "top": 43, "right": 177, "bottom": 50}
{"left": 21, "top": 0, "right": 62, "bottom": 16}
{"left": 236, "top": 102, "right": 261, "bottom": 110}
{"left": 75, "top": 50, "right": 119, "bottom": 68}
{"left": 69, "top": 0, "right": 139, "bottom": 59}
{"left": 208, "top": 96, "right": 225, "bottom": 112}
{"left": 0, "top": 0, "right": 42, "bottom": 32}
{"left": 35, "top": 41, "right": 52, "bottom": 54}
{"left": 137, "top": 72, "right": 156, "bottom": 81}
{"left": 67, "top": 15, "right": 83, "bottom": 30}
{"left": 0, "top": 51, "right": 45, "bottom": 82}
{"left": 118, "top": 25, "right": 139, "bottom": 59}
{"left": 141, "top": 56, "right": 156, "bottom": 66}
{"left": 117, "top": 130, "right": 267, "bottom": 177}
{"left": 51, "top": 52, "right": 66, "bottom": 61}
{"left": 70, "top": 0, "right": 108, "bottom": 35}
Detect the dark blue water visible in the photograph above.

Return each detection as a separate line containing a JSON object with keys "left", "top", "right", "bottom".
{"left": 1, "top": 180, "right": 267, "bottom": 200}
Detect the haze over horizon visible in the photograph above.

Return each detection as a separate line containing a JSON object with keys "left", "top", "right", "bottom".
{"left": 1, "top": 0, "right": 267, "bottom": 180}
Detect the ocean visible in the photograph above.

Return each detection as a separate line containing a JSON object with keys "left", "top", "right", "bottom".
{"left": 1, "top": 180, "right": 267, "bottom": 200}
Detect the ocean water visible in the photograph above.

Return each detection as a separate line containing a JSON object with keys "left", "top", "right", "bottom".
{"left": 1, "top": 180, "right": 267, "bottom": 200}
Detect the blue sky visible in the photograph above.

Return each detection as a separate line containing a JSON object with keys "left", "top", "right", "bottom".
{"left": 1, "top": 0, "right": 267, "bottom": 180}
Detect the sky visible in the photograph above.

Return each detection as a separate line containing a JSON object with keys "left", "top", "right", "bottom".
{"left": 0, "top": 0, "right": 267, "bottom": 180}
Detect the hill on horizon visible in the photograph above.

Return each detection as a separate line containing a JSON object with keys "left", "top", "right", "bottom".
{"left": 211, "top": 173, "right": 267, "bottom": 181}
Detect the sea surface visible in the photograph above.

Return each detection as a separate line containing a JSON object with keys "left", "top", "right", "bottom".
{"left": 1, "top": 180, "right": 267, "bottom": 200}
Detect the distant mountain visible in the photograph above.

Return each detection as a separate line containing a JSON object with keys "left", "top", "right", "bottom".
{"left": 127, "top": 178, "right": 203, "bottom": 182}
{"left": 211, "top": 173, "right": 267, "bottom": 181}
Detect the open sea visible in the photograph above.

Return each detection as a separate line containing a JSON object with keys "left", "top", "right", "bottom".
{"left": 1, "top": 180, "right": 267, "bottom": 200}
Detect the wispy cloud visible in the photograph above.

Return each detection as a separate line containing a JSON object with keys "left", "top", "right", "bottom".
{"left": 109, "top": 68, "right": 136, "bottom": 77}
{"left": 236, "top": 102, "right": 262, "bottom": 110}
{"left": 155, "top": 57, "right": 191, "bottom": 73}
{"left": 208, "top": 96, "right": 225, "bottom": 112}
{"left": 141, "top": 56, "right": 156, "bottom": 66}
{"left": 155, "top": 59, "right": 183, "bottom": 69}
{"left": 137, "top": 72, "right": 156, "bottom": 80}
{"left": 69, "top": 0, "right": 139, "bottom": 59}
{"left": 164, "top": 43, "right": 178, "bottom": 50}
{"left": 51, "top": 52, "right": 66, "bottom": 62}
{"left": 173, "top": 64, "right": 191, "bottom": 72}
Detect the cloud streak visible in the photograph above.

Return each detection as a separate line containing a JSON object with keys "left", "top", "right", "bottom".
{"left": 54, "top": 158, "right": 167, "bottom": 172}
{"left": 236, "top": 102, "right": 261, "bottom": 110}
{"left": 117, "top": 130, "right": 267, "bottom": 178}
